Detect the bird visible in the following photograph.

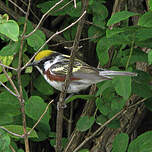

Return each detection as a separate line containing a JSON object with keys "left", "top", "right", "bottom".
{"left": 27, "top": 50, "right": 137, "bottom": 93}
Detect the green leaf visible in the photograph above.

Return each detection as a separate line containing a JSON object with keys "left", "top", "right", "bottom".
{"left": 0, "top": 72, "right": 12, "bottom": 83}
{"left": 21, "top": 74, "right": 31, "bottom": 87}
{"left": 93, "top": 15, "right": 106, "bottom": 29}
{"left": 0, "top": 42, "right": 20, "bottom": 56}
{"left": 76, "top": 116, "right": 95, "bottom": 132}
{"left": 65, "top": 95, "right": 95, "bottom": 104}
{"left": 37, "top": 0, "right": 78, "bottom": 17}
{"left": 128, "top": 131, "right": 152, "bottom": 152}
{"left": 138, "top": 12, "right": 152, "bottom": 27}
{"left": 96, "top": 81, "right": 113, "bottom": 96}
{"left": 96, "top": 115, "right": 120, "bottom": 128}
{"left": 3, "top": 125, "right": 38, "bottom": 138}
{"left": 96, "top": 97, "right": 111, "bottom": 115}
{"left": 27, "top": 30, "right": 46, "bottom": 50}
{"left": 148, "top": 50, "right": 152, "bottom": 65}
{"left": 0, "top": 56, "right": 13, "bottom": 73}
{"left": 96, "top": 37, "right": 109, "bottom": 66}
{"left": 112, "top": 133, "right": 129, "bottom": 152}
{"left": 149, "top": 0, "right": 152, "bottom": 11}
{"left": 66, "top": 1, "right": 81, "bottom": 17}
{"left": 0, "top": 114, "right": 13, "bottom": 125}
{"left": 112, "top": 76, "right": 131, "bottom": 100}
{"left": 107, "top": 11, "right": 138, "bottom": 26}
{"left": 0, "top": 91, "right": 20, "bottom": 116}
{"left": 144, "top": 98, "right": 152, "bottom": 112}
{"left": 96, "top": 115, "right": 107, "bottom": 125}
{"left": 88, "top": 26, "right": 104, "bottom": 42}
{"left": 33, "top": 75, "right": 54, "bottom": 95}
{"left": 50, "top": 137, "right": 68, "bottom": 149}
{"left": 132, "top": 81, "right": 152, "bottom": 98}
{"left": 92, "top": 1, "right": 108, "bottom": 18}
{"left": 111, "top": 97, "right": 126, "bottom": 112}
{"left": 0, "top": 20, "right": 19, "bottom": 41}
{"left": 0, "top": 130, "right": 10, "bottom": 152}
{"left": 25, "top": 96, "right": 51, "bottom": 125}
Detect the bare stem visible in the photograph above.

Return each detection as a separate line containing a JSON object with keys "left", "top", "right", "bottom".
{"left": 0, "top": 81, "right": 18, "bottom": 97}
{"left": 0, "top": 62, "right": 17, "bottom": 71}
{"left": 8, "top": 0, "right": 26, "bottom": 14}
{"left": 28, "top": 100, "right": 54, "bottom": 135}
{"left": 17, "top": 1, "right": 31, "bottom": 152}
{"left": 73, "top": 98, "right": 147, "bottom": 152}
{"left": 56, "top": 9, "right": 86, "bottom": 152}
{"left": 21, "top": 10, "right": 86, "bottom": 71}
{"left": 24, "top": 0, "right": 64, "bottom": 38}
{"left": 0, "top": 126, "right": 23, "bottom": 138}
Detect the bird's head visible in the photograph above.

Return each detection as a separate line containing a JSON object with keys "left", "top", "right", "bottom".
{"left": 27, "top": 50, "right": 56, "bottom": 67}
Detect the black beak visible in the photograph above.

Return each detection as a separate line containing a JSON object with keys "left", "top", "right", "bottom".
{"left": 26, "top": 61, "right": 38, "bottom": 67}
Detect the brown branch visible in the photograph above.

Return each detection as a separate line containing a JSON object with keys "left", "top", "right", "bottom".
{"left": 17, "top": 1, "right": 31, "bottom": 151}
{"left": 10, "top": 145, "right": 16, "bottom": 152}
{"left": 24, "top": 0, "right": 64, "bottom": 38}
{"left": 0, "top": 0, "right": 66, "bottom": 46}
{"left": 8, "top": 0, "right": 26, "bottom": 15}
{"left": 0, "top": 62, "right": 17, "bottom": 71}
{"left": 0, "top": 126, "right": 23, "bottom": 138}
{"left": 0, "top": 62, "right": 19, "bottom": 96}
{"left": 28, "top": 100, "right": 54, "bottom": 135}
{"left": 56, "top": 3, "right": 87, "bottom": 151}
{"left": 0, "top": 0, "right": 20, "bottom": 20}
{"left": 73, "top": 98, "right": 147, "bottom": 152}
{"left": 0, "top": 81, "right": 18, "bottom": 97}
{"left": 21, "top": 11, "right": 86, "bottom": 71}
{"left": 64, "top": 85, "right": 96, "bottom": 152}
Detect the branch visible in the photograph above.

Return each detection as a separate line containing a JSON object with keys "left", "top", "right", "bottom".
{"left": 73, "top": 98, "right": 147, "bottom": 152}
{"left": 0, "top": 126, "right": 23, "bottom": 138}
{"left": 0, "top": 62, "right": 17, "bottom": 71}
{"left": 24, "top": 0, "right": 64, "bottom": 38}
{"left": 28, "top": 100, "right": 54, "bottom": 135}
{"left": 0, "top": 61, "right": 19, "bottom": 97}
{"left": 8, "top": 0, "right": 26, "bottom": 15}
{"left": 21, "top": 10, "right": 86, "bottom": 71}
{"left": 0, "top": 81, "right": 18, "bottom": 97}
{"left": 17, "top": 1, "right": 31, "bottom": 151}
{"left": 56, "top": 8, "right": 86, "bottom": 152}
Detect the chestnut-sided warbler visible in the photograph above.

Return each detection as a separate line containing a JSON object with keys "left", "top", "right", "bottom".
{"left": 27, "top": 50, "right": 137, "bottom": 93}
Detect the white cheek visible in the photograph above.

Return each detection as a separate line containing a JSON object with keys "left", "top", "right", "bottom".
{"left": 44, "top": 61, "right": 52, "bottom": 71}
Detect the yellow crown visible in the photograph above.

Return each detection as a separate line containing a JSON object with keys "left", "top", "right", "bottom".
{"left": 34, "top": 50, "right": 54, "bottom": 61}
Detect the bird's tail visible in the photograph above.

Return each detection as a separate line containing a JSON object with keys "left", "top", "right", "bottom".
{"left": 99, "top": 70, "right": 137, "bottom": 77}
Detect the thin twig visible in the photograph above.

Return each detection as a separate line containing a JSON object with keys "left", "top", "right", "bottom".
{"left": 74, "top": 0, "right": 77, "bottom": 8}
{"left": 56, "top": 8, "right": 86, "bottom": 152}
{"left": 0, "top": 62, "right": 17, "bottom": 71}
{"left": 21, "top": 10, "right": 86, "bottom": 71}
{"left": 0, "top": 81, "right": 18, "bottom": 97}
{"left": 20, "top": 0, "right": 40, "bottom": 22}
{"left": 1, "top": 62, "right": 19, "bottom": 96}
{"left": 24, "top": 0, "right": 64, "bottom": 38}
{"left": 73, "top": 98, "right": 147, "bottom": 152}
{"left": 0, "top": 126, "right": 23, "bottom": 138}
{"left": 49, "top": 35, "right": 100, "bottom": 47}
{"left": 54, "top": 0, "right": 73, "bottom": 13}
{"left": 10, "top": 145, "right": 16, "bottom": 152}
{"left": 17, "top": 1, "right": 31, "bottom": 152}
{"left": 68, "top": 102, "right": 73, "bottom": 139}
{"left": 8, "top": 0, "right": 26, "bottom": 14}
{"left": 28, "top": 100, "right": 54, "bottom": 135}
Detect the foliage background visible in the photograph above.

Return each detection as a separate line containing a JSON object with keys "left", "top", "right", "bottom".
{"left": 0, "top": 0, "right": 152, "bottom": 152}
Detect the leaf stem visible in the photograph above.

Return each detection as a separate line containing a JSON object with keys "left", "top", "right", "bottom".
{"left": 126, "top": 40, "right": 134, "bottom": 70}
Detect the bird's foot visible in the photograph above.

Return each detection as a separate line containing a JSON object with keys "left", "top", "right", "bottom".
{"left": 57, "top": 102, "right": 67, "bottom": 111}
